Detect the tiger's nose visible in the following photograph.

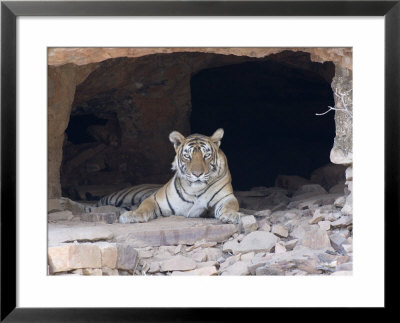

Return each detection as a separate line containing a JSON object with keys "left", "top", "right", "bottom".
{"left": 192, "top": 171, "right": 203, "bottom": 178}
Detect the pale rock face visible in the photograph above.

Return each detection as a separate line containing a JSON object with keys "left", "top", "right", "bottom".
{"left": 48, "top": 243, "right": 102, "bottom": 273}
{"left": 95, "top": 242, "right": 118, "bottom": 269}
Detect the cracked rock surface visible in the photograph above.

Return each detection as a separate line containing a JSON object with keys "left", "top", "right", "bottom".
{"left": 48, "top": 175, "right": 352, "bottom": 276}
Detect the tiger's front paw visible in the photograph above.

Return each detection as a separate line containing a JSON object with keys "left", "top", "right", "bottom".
{"left": 119, "top": 210, "right": 151, "bottom": 224}
{"left": 219, "top": 211, "right": 242, "bottom": 224}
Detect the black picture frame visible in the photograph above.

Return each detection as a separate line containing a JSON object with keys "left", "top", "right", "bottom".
{"left": 1, "top": 0, "right": 398, "bottom": 321}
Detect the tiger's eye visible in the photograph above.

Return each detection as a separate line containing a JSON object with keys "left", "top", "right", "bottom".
{"left": 183, "top": 154, "right": 191, "bottom": 159}
{"left": 204, "top": 153, "right": 211, "bottom": 159}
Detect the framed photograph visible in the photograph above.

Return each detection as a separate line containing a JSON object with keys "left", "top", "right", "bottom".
{"left": 1, "top": 0, "right": 398, "bottom": 320}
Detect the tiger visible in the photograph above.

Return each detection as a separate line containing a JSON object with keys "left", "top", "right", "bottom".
{"left": 98, "top": 128, "right": 242, "bottom": 224}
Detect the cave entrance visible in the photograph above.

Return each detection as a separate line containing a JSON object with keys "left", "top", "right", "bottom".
{"left": 190, "top": 60, "right": 337, "bottom": 191}
{"left": 59, "top": 51, "right": 346, "bottom": 202}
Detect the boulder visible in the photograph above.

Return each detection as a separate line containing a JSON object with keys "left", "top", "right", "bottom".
{"left": 275, "top": 175, "right": 310, "bottom": 191}
{"left": 310, "top": 163, "right": 347, "bottom": 190}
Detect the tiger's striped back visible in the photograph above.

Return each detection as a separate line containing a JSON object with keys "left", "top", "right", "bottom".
{"left": 96, "top": 184, "right": 162, "bottom": 209}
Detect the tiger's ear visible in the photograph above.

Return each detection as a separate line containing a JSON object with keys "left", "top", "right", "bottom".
{"left": 169, "top": 131, "right": 186, "bottom": 151}
{"left": 211, "top": 128, "right": 224, "bottom": 148}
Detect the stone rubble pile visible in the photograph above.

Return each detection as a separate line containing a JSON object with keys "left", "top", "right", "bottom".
{"left": 48, "top": 165, "right": 352, "bottom": 276}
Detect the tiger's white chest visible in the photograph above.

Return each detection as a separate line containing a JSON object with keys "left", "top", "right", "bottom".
{"left": 172, "top": 195, "right": 209, "bottom": 218}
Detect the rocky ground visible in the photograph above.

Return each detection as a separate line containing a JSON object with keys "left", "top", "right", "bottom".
{"left": 48, "top": 165, "right": 352, "bottom": 276}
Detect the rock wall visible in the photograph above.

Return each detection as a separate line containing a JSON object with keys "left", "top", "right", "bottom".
{"left": 48, "top": 48, "right": 353, "bottom": 199}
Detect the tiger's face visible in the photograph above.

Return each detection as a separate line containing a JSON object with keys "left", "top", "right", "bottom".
{"left": 169, "top": 129, "right": 225, "bottom": 186}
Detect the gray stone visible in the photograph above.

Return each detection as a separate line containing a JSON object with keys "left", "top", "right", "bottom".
{"left": 240, "top": 215, "right": 258, "bottom": 234}
{"left": 116, "top": 244, "right": 139, "bottom": 271}
{"left": 318, "top": 221, "right": 331, "bottom": 231}
{"left": 48, "top": 210, "right": 74, "bottom": 222}
{"left": 284, "top": 239, "right": 298, "bottom": 250}
{"left": 219, "top": 255, "right": 241, "bottom": 271}
{"left": 205, "top": 248, "right": 223, "bottom": 261}
{"left": 189, "top": 249, "right": 207, "bottom": 262}
{"left": 160, "top": 255, "right": 197, "bottom": 272}
{"left": 274, "top": 243, "right": 286, "bottom": 254}
{"left": 112, "top": 216, "right": 238, "bottom": 247}
{"left": 310, "top": 163, "right": 347, "bottom": 190}
{"left": 291, "top": 225, "right": 332, "bottom": 250}
{"left": 223, "top": 231, "right": 278, "bottom": 255}
{"left": 329, "top": 182, "right": 345, "bottom": 194}
{"left": 48, "top": 225, "right": 114, "bottom": 245}
{"left": 48, "top": 199, "right": 64, "bottom": 212}
{"left": 221, "top": 261, "right": 249, "bottom": 276}
{"left": 147, "top": 261, "right": 160, "bottom": 273}
{"left": 236, "top": 191, "right": 290, "bottom": 210}
{"left": 334, "top": 196, "right": 346, "bottom": 208}
{"left": 329, "top": 233, "right": 347, "bottom": 252}
{"left": 309, "top": 210, "right": 324, "bottom": 225}
{"left": 271, "top": 224, "right": 288, "bottom": 238}
{"left": 255, "top": 265, "right": 283, "bottom": 276}
{"left": 294, "top": 184, "right": 327, "bottom": 197}
{"left": 254, "top": 209, "right": 272, "bottom": 217}
{"left": 80, "top": 212, "right": 118, "bottom": 224}
{"left": 341, "top": 193, "right": 352, "bottom": 216}
{"left": 288, "top": 194, "right": 341, "bottom": 209}
{"left": 260, "top": 223, "right": 271, "bottom": 232}
{"left": 331, "top": 216, "right": 352, "bottom": 228}
{"left": 240, "top": 252, "right": 255, "bottom": 261}
{"left": 329, "top": 66, "right": 353, "bottom": 165}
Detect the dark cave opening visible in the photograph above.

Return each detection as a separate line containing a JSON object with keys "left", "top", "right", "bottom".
{"left": 190, "top": 60, "right": 336, "bottom": 191}
{"left": 65, "top": 114, "right": 109, "bottom": 145}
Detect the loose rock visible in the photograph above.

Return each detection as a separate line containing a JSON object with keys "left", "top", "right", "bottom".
{"left": 274, "top": 243, "right": 286, "bottom": 254}
{"left": 318, "top": 221, "right": 331, "bottom": 231}
{"left": 222, "top": 231, "right": 278, "bottom": 255}
{"left": 48, "top": 210, "right": 74, "bottom": 222}
{"left": 331, "top": 216, "right": 352, "bottom": 228}
{"left": 117, "top": 244, "right": 139, "bottom": 271}
{"left": 221, "top": 261, "right": 249, "bottom": 276}
{"left": 160, "top": 255, "right": 197, "bottom": 272}
{"left": 240, "top": 215, "right": 258, "bottom": 234}
{"left": 271, "top": 224, "right": 288, "bottom": 238}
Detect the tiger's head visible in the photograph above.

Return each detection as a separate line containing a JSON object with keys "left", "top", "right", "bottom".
{"left": 169, "top": 128, "right": 227, "bottom": 186}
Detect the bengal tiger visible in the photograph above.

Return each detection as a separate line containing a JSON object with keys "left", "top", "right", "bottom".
{"left": 97, "top": 128, "right": 242, "bottom": 224}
